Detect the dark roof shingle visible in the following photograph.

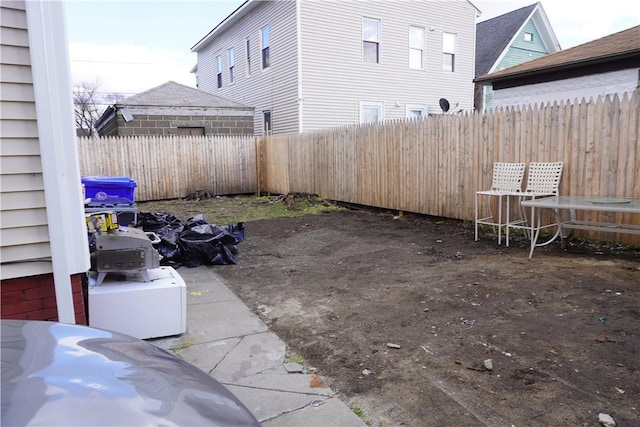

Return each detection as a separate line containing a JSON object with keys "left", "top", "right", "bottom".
{"left": 119, "top": 81, "right": 249, "bottom": 108}
{"left": 475, "top": 3, "right": 538, "bottom": 77}
{"left": 475, "top": 25, "right": 640, "bottom": 84}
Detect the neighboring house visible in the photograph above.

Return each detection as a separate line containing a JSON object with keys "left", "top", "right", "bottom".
{"left": 95, "top": 81, "right": 254, "bottom": 137}
{"left": 475, "top": 25, "right": 640, "bottom": 109}
{"left": 191, "top": 0, "right": 479, "bottom": 135}
{"left": 474, "top": 2, "right": 560, "bottom": 111}
{"left": 1, "top": 1, "right": 89, "bottom": 323}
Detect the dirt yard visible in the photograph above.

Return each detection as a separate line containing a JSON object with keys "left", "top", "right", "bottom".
{"left": 208, "top": 209, "right": 639, "bottom": 426}
{"left": 139, "top": 198, "right": 639, "bottom": 426}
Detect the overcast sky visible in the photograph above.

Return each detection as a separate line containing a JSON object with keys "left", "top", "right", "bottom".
{"left": 64, "top": 0, "right": 640, "bottom": 98}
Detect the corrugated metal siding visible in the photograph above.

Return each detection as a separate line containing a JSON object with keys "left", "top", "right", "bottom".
{"left": 299, "top": 0, "right": 476, "bottom": 130}
{"left": 195, "top": 0, "right": 299, "bottom": 134}
{"left": 1, "top": 0, "right": 52, "bottom": 280}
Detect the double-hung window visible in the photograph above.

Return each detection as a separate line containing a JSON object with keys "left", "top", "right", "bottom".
{"left": 263, "top": 110, "right": 272, "bottom": 135}
{"left": 228, "top": 48, "right": 235, "bottom": 84}
{"left": 261, "top": 25, "right": 270, "bottom": 69}
{"left": 245, "top": 38, "right": 251, "bottom": 76}
{"left": 442, "top": 32, "right": 457, "bottom": 72}
{"left": 409, "top": 26, "right": 424, "bottom": 70}
{"left": 359, "top": 101, "right": 384, "bottom": 124}
{"left": 362, "top": 18, "right": 380, "bottom": 64}
{"left": 216, "top": 56, "right": 222, "bottom": 88}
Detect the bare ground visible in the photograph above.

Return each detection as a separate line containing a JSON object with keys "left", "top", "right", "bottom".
{"left": 139, "top": 199, "right": 640, "bottom": 426}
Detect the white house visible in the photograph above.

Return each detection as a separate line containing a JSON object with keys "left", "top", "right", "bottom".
{"left": 1, "top": 0, "right": 89, "bottom": 323}
{"left": 191, "top": 0, "right": 479, "bottom": 135}
{"left": 474, "top": 25, "right": 640, "bottom": 108}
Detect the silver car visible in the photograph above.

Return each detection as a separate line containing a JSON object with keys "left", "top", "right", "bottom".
{"left": 1, "top": 320, "right": 260, "bottom": 426}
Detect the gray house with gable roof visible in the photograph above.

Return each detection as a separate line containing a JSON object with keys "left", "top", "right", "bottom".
{"left": 95, "top": 81, "right": 254, "bottom": 137}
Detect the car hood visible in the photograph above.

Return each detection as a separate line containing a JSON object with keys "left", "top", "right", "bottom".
{"left": 1, "top": 320, "right": 260, "bottom": 426}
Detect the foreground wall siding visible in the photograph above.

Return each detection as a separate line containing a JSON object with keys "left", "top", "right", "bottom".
{"left": 0, "top": 1, "right": 53, "bottom": 280}
{"left": 1, "top": 273, "right": 87, "bottom": 324}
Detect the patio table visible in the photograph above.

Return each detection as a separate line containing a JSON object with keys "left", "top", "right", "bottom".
{"left": 520, "top": 196, "right": 640, "bottom": 258}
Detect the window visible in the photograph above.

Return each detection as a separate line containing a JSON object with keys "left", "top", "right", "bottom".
{"left": 406, "top": 104, "right": 427, "bottom": 118}
{"left": 442, "top": 32, "right": 456, "bottom": 72}
{"left": 263, "top": 110, "right": 272, "bottom": 135}
{"left": 524, "top": 32, "right": 533, "bottom": 42}
{"left": 228, "top": 48, "right": 235, "bottom": 84}
{"left": 261, "top": 26, "right": 270, "bottom": 69}
{"left": 246, "top": 38, "right": 251, "bottom": 76}
{"left": 409, "top": 26, "right": 424, "bottom": 70}
{"left": 216, "top": 56, "right": 222, "bottom": 88}
{"left": 362, "top": 18, "right": 380, "bottom": 64}
{"left": 359, "top": 101, "right": 384, "bottom": 123}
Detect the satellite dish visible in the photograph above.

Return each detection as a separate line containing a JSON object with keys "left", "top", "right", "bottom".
{"left": 439, "top": 98, "right": 450, "bottom": 113}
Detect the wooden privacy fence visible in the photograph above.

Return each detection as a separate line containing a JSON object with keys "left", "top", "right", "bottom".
{"left": 77, "top": 91, "right": 639, "bottom": 244}
{"left": 259, "top": 91, "right": 639, "bottom": 244}
{"left": 77, "top": 135, "right": 257, "bottom": 201}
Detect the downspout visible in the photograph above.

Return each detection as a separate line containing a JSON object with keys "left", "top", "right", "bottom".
{"left": 26, "top": 1, "right": 90, "bottom": 324}
{"left": 296, "top": 0, "right": 304, "bottom": 132}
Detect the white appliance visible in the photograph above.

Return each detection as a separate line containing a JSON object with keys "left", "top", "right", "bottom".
{"left": 88, "top": 266, "right": 186, "bottom": 339}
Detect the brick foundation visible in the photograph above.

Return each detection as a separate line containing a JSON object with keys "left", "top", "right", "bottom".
{"left": 1, "top": 273, "right": 87, "bottom": 324}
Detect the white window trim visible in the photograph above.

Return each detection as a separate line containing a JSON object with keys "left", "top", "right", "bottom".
{"left": 409, "top": 26, "right": 425, "bottom": 70}
{"left": 261, "top": 25, "right": 270, "bottom": 70}
{"left": 228, "top": 47, "right": 235, "bottom": 84}
{"left": 359, "top": 101, "right": 384, "bottom": 124}
{"left": 362, "top": 17, "right": 381, "bottom": 64}
{"left": 442, "top": 32, "right": 457, "bottom": 73}
{"left": 216, "top": 55, "right": 223, "bottom": 88}
{"left": 524, "top": 32, "right": 533, "bottom": 42}
{"left": 245, "top": 37, "right": 251, "bottom": 77}
{"left": 406, "top": 104, "right": 428, "bottom": 118}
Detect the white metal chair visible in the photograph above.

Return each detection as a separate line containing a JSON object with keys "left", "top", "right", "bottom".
{"left": 506, "top": 162, "right": 564, "bottom": 246}
{"left": 475, "top": 162, "right": 526, "bottom": 244}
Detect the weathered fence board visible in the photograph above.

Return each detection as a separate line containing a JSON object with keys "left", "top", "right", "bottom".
{"left": 77, "top": 135, "right": 257, "bottom": 201}
{"left": 77, "top": 91, "right": 640, "bottom": 245}
{"left": 261, "top": 91, "right": 640, "bottom": 244}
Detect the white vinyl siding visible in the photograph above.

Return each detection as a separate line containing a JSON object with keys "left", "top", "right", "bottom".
{"left": 195, "top": 0, "right": 298, "bottom": 134}
{"left": 1, "top": 1, "right": 51, "bottom": 279}
{"left": 299, "top": 0, "right": 475, "bottom": 131}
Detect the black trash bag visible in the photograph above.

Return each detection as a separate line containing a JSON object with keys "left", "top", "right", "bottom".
{"left": 136, "top": 211, "right": 185, "bottom": 266}
{"left": 178, "top": 216, "right": 239, "bottom": 267}
{"left": 223, "top": 222, "right": 245, "bottom": 243}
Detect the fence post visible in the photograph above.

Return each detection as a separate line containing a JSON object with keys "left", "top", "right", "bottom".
{"left": 255, "top": 137, "right": 263, "bottom": 196}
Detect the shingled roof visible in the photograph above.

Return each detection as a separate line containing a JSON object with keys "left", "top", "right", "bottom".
{"left": 475, "top": 25, "right": 640, "bottom": 86}
{"left": 119, "top": 81, "right": 249, "bottom": 108}
{"left": 475, "top": 3, "right": 538, "bottom": 77}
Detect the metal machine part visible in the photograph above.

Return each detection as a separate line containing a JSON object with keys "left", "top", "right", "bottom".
{"left": 90, "top": 227, "right": 160, "bottom": 286}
